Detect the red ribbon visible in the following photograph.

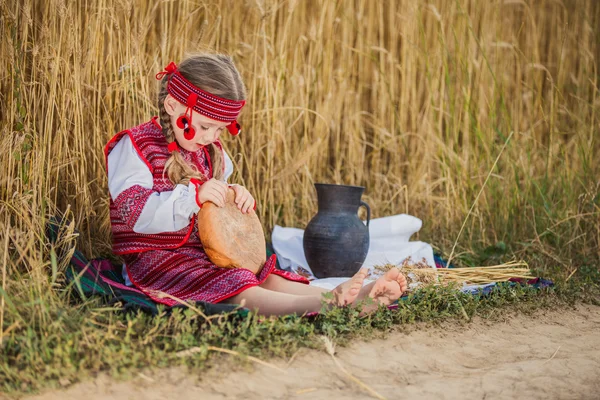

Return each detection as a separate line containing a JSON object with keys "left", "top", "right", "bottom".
{"left": 190, "top": 178, "right": 204, "bottom": 208}
{"left": 184, "top": 92, "right": 199, "bottom": 131}
{"left": 155, "top": 61, "right": 178, "bottom": 80}
{"left": 167, "top": 141, "right": 179, "bottom": 152}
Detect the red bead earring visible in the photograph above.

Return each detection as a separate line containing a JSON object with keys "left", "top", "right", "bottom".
{"left": 184, "top": 127, "right": 195, "bottom": 140}
{"left": 176, "top": 114, "right": 196, "bottom": 140}
{"left": 227, "top": 121, "right": 241, "bottom": 136}
{"left": 176, "top": 114, "right": 186, "bottom": 129}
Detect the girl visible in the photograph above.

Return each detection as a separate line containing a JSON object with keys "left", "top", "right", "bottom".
{"left": 105, "top": 54, "right": 407, "bottom": 316}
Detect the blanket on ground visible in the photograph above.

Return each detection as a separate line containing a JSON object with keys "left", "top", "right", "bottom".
{"left": 48, "top": 219, "right": 552, "bottom": 317}
{"left": 47, "top": 219, "right": 246, "bottom": 317}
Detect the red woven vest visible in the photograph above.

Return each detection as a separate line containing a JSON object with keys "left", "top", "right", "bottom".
{"left": 104, "top": 117, "right": 223, "bottom": 255}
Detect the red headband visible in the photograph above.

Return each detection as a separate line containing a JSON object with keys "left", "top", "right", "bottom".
{"left": 156, "top": 62, "right": 245, "bottom": 136}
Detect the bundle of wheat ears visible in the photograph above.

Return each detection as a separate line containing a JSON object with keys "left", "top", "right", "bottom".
{"left": 373, "top": 258, "right": 535, "bottom": 291}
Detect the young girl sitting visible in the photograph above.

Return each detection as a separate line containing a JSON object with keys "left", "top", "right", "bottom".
{"left": 105, "top": 54, "right": 407, "bottom": 316}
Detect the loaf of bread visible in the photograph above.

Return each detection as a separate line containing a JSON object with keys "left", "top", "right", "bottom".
{"left": 197, "top": 188, "right": 266, "bottom": 274}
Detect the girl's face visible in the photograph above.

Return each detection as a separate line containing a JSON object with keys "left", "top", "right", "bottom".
{"left": 164, "top": 94, "right": 230, "bottom": 152}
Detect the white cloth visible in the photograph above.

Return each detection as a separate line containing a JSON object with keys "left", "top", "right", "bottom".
{"left": 122, "top": 264, "right": 132, "bottom": 286}
{"left": 223, "top": 151, "right": 234, "bottom": 183}
{"left": 272, "top": 214, "right": 498, "bottom": 294}
{"left": 271, "top": 214, "right": 437, "bottom": 289}
{"left": 107, "top": 135, "right": 234, "bottom": 234}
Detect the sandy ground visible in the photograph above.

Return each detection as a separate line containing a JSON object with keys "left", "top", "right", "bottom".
{"left": 19, "top": 304, "right": 600, "bottom": 400}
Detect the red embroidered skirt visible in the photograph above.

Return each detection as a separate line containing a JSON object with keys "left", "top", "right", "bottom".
{"left": 123, "top": 244, "right": 309, "bottom": 306}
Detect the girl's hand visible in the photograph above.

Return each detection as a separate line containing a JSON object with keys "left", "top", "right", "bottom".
{"left": 196, "top": 178, "right": 228, "bottom": 208}
{"left": 231, "top": 185, "right": 255, "bottom": 214}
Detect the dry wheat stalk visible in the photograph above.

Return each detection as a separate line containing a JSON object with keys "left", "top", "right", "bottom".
{"left": 374, "top": 258, "right": 535, "bottom": 289}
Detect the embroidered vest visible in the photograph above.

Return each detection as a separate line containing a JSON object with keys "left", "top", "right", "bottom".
{"left": 105, "top": 117, "right": 223, "bottom": 255}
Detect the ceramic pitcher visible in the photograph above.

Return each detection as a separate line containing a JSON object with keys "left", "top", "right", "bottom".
{"left": 303, "top": 183, "right": 371, "bottom": 278}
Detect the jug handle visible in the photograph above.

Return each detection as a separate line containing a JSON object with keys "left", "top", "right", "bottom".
{"left": 359, "top": 201, "right": 371, "bottom": 227}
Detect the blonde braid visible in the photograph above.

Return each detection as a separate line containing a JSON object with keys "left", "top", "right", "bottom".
{"left": 207, "top": 144, "right": 224, "bottom": 181}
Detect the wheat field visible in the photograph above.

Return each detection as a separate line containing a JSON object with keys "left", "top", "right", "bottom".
{"left": 0, "top": 0, "right": 599, "bottom": 381}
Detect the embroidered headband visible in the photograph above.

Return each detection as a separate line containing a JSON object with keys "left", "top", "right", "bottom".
{"left": 156, "top": 62, "right": 245, "bottom": 138}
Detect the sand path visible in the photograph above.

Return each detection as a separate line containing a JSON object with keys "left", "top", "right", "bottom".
{"left": 21, "top": 304, "right": 600, "bottom": 400}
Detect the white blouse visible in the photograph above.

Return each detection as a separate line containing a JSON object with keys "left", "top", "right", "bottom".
{"left": 107, "top": 135, "right": 234, "bottom": 235}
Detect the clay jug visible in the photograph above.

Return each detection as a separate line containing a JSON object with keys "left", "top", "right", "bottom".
{"left": 303, "top": 183, "right": 371, "bottom": 278}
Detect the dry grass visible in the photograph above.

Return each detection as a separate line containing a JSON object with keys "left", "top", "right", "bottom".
{"left": 374, "top": 260, "right": 535, "bottom": 288}
{"left": 0, "top": 0, "right": 599, "bottom": 391}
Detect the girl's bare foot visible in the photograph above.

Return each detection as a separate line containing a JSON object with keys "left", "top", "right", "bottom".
{"left": 327, "top": 268, "right": 369, "bottom": 306}
{"left": 355, "top": 267, "right": 408, "bottom": 314}
{"left": 367, "top": 267, "right": 407, "bottom": 305}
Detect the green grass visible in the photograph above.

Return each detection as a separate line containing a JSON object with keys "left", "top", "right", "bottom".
{"left": 1, "top": 265, "right": 598, "bottom": 396}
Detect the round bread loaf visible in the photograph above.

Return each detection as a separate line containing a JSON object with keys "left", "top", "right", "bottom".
{"left": 197, "top": 188, "right": 266, "bottom": 274}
